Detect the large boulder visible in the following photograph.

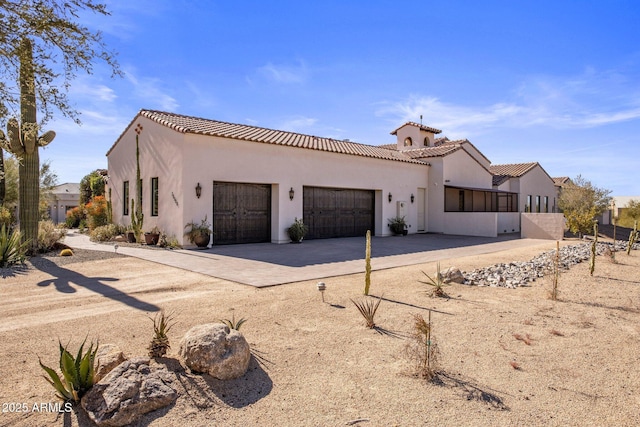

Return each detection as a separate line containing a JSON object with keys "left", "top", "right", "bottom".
{"left": 440, "top": 267, "right": 465, "bottom": 284}
{"left": 81, "top": 357, "right": 177, "bottom": 427}
{"left": 179, "top": 323, "right": 251, "bottom": 380}
{"left": 94, "top": 344, "right": 127, "bottom": 382}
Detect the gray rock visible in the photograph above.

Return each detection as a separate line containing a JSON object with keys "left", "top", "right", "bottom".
{"left": 179, "top": 323, "right": 251, "bottom": 380}
{"left": 81, "top": 357, "right": 177, "bottom": 427}
{"left": 94, "top": 344, "right": 127, "bottom": 383}
{"left": 440, "top": 267, "right": 465, "bottom": 284}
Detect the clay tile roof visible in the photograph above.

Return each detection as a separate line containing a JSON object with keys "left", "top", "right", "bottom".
{"left": 492, "top": 175, "right": 511, "bottom": 186}
{"left": 401, "top": 145, "right": 462, "bottom": 159}
{"left": 489, "top": 162, "right": 538, "bottom": 178}
{"left": 553, "top": 176, "right": 571, "bottom": 186}
{"left": 390, "top": 121, "right": 442, "bottom": 135}
{"left": 110, "top": 110, "right": 428, "bottom": 165}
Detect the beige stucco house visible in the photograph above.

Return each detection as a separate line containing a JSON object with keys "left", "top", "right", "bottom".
{"left": 106, "top": 110, "right": 557, "bottom": 246}
{"left": 45, "top": 183, "right": 80, "bottom": 224}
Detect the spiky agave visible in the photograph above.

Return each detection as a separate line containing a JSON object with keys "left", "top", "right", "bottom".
{"left": 147, "top": 311, "right": 175, "bottom": 358}
{"left": 39, "top": 339, "right": 98, "bottom": 403}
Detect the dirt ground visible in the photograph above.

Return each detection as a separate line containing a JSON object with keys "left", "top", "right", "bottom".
{"left": 0, "top": 239, "right": 639, "bottom": 427}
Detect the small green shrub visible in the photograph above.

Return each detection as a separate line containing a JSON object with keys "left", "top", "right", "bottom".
{"left": 90, "top": 224, "right": 120, "bottom": 242}
{"left": 0, "top": 225, "right": 28, "bottom": 267}
{"left": 60, "top": 249, "right": 73, "bottom": 257}
{"left": 351, "top": 295, "right": 382, "bottom": 328}
{"left": 37, "top": 220, "right": 66, "bottom": 253}
{"left": 287, "top": 217, "right": 307, "bottom": 242}
{"left": 39, "top": 339, "right": 98, "bottom": 403}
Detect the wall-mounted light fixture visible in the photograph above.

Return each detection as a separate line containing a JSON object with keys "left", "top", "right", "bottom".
{"left": 195, "top": 182, "right": 202, "bottom": 199}
{"left": 388, "top": 192, "right": 392, "bottom": 203}
{"left": 289, "top": 187, "right": 295, "bottom": 200}
{"left": 410, "top": 193, "right": 415, "bottom": 203}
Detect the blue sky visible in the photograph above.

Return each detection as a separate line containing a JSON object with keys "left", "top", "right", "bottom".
{"left": 35, "top": 0, "right": 640, "bottom": 196}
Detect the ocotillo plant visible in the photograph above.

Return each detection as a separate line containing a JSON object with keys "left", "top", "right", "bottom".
{"left": 627, "top": 220, "right": 638, "bottom": 256}
{"left": 364, "top": 230, "right": 372, "bottom": 295}
{"left": 589, "top": 221, "right": 598, "bottom": 276}
{"left": 0, "top": 38, "right": 55, "bottom": 254}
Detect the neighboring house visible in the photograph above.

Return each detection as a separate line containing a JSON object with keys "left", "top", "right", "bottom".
{"left": 106, "top": 111, "right": 556, "bottom": 246}
{"left": 46, "top": 183, "right": 80, "bottom": 224}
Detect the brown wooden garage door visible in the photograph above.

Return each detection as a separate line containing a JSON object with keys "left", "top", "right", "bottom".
{"left": 303, "top": 187, "right": 374, "bottom": 239}
{"left": 213, "top": 182, "right": 271, "bottom": 245}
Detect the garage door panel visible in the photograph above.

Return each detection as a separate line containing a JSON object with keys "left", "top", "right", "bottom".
{"left": 213, "top": 182, "right": 271, "bottom": 245}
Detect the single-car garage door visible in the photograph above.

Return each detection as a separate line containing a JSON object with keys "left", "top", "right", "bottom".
{"left": 213, "top": 181, "right": 271, "bottom": 245}
{"left": 303, "top": 186, "right": 374, "bottom": 239}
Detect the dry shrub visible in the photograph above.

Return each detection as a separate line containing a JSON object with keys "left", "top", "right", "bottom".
{"left": 351, "top": 296, "right": 382, "bottom": 329}
{"left": 405, "top": 312, "right": 439, "bottom": 381}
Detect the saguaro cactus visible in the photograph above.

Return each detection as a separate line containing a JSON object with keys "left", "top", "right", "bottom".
{"left": 131, "top": 126, "right": 144, "bottom": 242}
{"left": 0, "top": 38, "right": 55, "bottom": 253}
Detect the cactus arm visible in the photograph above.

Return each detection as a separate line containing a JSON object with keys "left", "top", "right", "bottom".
{"left": 6, "top": 118, "right": 24, "bottom": 155}
{"left": 38, "top": 130, "right": 56, "bottom": 147}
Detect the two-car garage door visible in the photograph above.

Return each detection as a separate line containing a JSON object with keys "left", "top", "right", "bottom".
{"left": 212, "top": 182, "right": 374, "bottom": 244}
{"left": 303, "top": 186, "right": 374, "bottom": 239}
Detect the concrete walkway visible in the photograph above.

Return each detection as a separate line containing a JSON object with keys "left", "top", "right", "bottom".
{"left": 64, "top": 231, "right": 554, "bottom": 287}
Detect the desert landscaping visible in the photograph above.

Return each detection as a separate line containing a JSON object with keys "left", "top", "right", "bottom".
{"left": 0, "top": 236, "right": 639, "bottom": 427}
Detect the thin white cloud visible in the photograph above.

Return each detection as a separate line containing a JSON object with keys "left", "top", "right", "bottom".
{"left": 124, "top": 67, "right": 179, "bottom": 111}
{"left": 279, "top": 116, "right": 318, "bottom": 132}
{"left": 255, "top": 61, "right": 309, "bottom": 85}
{"left": 377, "top": 66, "right": 640, "bottom": 138}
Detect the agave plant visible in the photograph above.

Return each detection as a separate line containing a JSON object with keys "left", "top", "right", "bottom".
{"left": 147, "top": 311, "right": 176, "bottom": 358}
{"left": 419, "top": 262, "right": 450, "bottom": 298}
{"left": 351, "top": 296, "right": 382, "bottom": 328}
{"left": 220, "top": 313, "right": 247, "bottom": 331}
{"left": 39, "top": 339, "right": 98, "bottom": 403}
{"left": 0, "top": 225, "right": 29, "bottom": 268}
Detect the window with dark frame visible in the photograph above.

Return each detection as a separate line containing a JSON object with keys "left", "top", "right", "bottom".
{"left": 544, "top": 196, "right": 549, "bottom": 213}
{"left": 444, "top": 186, "right": 518, "bottom": 213}
{"left": 151, "top": 177, "right": 159, "bottom": 216}
{"left": 535, "top": 195, "right": 541, "bottom": 213}
{"left": 123, "top": 181, "right": 129, "bottom": 215}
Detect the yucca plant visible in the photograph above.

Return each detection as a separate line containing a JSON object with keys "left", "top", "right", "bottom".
{"left": 39, "top": 339, "right": 98, "bottom": 403}
{"left": 351, "top": 295, "right": 382, "bottom": 328}
{"left": 419, "top": 262, "right": 450, "bottom": 298}
{"left": 147, "top": 311, "right": 176, "bottom": 358}
{"left": 0, "top": 224, "right": 29, "bottom": 268}
{"left": 220, "top": 313, "right": 247, "bottom": 331}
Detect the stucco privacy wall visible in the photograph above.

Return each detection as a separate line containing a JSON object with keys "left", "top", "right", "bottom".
{"left": 182, "top": 133, "right": 430, "bottom": 243}
{"left": 444, "top": 212, "right": 498, "bottom": 237}
{"left": 520, "top": 213, "right": 565, "bottom": 240}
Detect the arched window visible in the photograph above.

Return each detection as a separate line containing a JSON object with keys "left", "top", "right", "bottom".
{"left": 404, "top": 137, "right": 413, "bottom": 146}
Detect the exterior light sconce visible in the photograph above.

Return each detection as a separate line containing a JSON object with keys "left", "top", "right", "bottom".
{"left": 195, "top": 182, "right": 202, "bottom": 199}
{"left": 289, "top": 187, "right": 295, "bottom": 201}
{"left": 410, "top": 193, "right": 415, "bottom": 203}
{"left": 388, "top": 192, "right": 392, "bottom": 203}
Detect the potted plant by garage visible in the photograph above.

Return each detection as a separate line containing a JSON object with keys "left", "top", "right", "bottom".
{"left": 184, "top": 216, "right": 212, "bottom": 248}
{"left": 287, "top": 217, "right": 308, "bottom": 243}
{"left": 144, "top": 226, "right": 161, "bottom": 245}
{"left": 388, "top": 216, "right": 408, "bottom": 235}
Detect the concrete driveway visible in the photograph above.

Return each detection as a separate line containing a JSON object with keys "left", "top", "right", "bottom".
{"left": 66, "top": 232, "right": 553, "bottom": 287}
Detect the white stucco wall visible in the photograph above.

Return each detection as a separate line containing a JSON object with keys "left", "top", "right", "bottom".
{"left": 107, "top": 116, "right": 186, "bottom": 242}
{"left": 497, "top": 212, "right": 520, "bottom": 234}
{"left": 518, "top": 166, "right": 557, "bottom": 214}
{"left": 182, "top": 134, "right": 430, "bottom": 243}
